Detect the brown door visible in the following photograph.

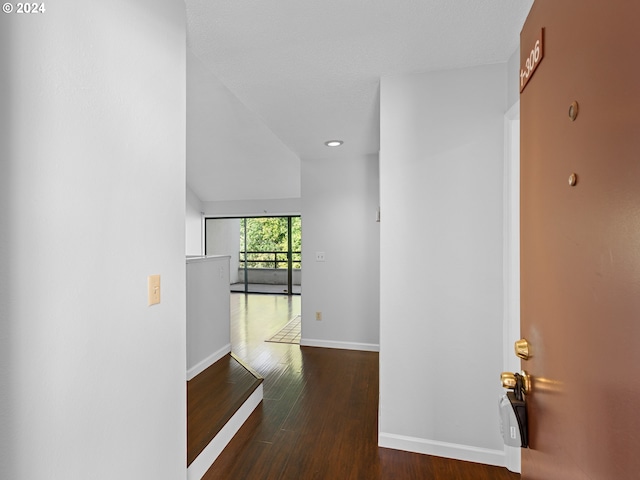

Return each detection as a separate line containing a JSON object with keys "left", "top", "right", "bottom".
{"left": 520, "top": 1, "right": 640, "bottom": 479}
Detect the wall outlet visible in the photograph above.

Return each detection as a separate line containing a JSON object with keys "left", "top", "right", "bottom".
{"left": 315, "top": 311, "right": 322, "bottom": 321}
{"left": 315, "top": 252, "right": 325, "bottom": 262}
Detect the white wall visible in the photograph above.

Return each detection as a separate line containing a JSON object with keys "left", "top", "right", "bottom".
{"left": 186, "top": 256, "right": 231, "bottom": 379}
{"left": 507, "top": 48, "right": 521, "bottom": 110}
{"left": 186, "top": 185, "right": 204, "bottom": 256}
{"left": 0, "top": 1, "right": 187, "bottom": 478}
{"left": 379, "top": 64, "right": 507, "bottom": 465}
{"left": 300, "top": 153, "right": 380, "bottom": 351}
{"left": 186, "top": 48, "right": 300, "bottom": 203}
{"left": 206, "top": 219, "right": 241, "bottom": 283}
{"left": 203, "top": 198, "right": 301, "bottom": 217}
{"left": 503, "top": 51, "right": 522, "bottom": 472}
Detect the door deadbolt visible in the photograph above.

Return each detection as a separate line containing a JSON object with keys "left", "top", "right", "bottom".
{"left": 515, "top": 338, "right": 531, "bottom": 360}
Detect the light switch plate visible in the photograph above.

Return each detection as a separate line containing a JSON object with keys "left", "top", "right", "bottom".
{"left": 148, "top": 275, "right": 161, "bottom": 306}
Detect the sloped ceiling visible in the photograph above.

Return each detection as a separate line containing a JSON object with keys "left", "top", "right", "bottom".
{"left": 187, "top": 50, "right": 301, "bottom": 202}
{"left": 185, "top": 0, "right": 533, "bottom": 202}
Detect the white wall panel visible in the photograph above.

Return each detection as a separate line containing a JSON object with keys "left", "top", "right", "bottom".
{"left": 301, "top": 153, "right": 380, "bottom": 350}
{"left": 0, "top": 1, "right": 187, "bottom": 477}
{"left": 379, "top": 64, "right": 507, "bottom": 463}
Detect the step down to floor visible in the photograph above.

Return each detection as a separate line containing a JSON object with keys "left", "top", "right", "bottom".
{"left": 187, "top": 353, "right": 263, "bottom": 480}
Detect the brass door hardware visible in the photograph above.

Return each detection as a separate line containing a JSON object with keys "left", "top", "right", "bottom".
{"left": 501, "top": 370, "right": 531, "bottom": 395}
{"left": 569, "top": 101, "right": 579, "bottom": 121}
{"left": 515, "top": 338, "right": 531, "bottom": 360}
{"left": 501, "top": 372, "right": 517, "bottom": 390}
{"left": 520, "top": 371, "right": 531, "bottom": 394}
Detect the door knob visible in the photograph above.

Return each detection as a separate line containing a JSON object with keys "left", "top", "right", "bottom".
{"left": 501, "top": 372, "right": 517, "bottom": 389}
{"left": 515, "top": 338, "right": 531, "bottom": 360}
{"left": 501, "top": 370, "right": 532, "bottom": 395}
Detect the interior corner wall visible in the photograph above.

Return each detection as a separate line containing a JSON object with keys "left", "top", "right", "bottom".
{"left": 186, "top": 185, "right": 204, "bottom": 256}
{"left": 379, "top": 63, "right": 507, "bottom": 464}
{"left": 300, "top": 153, "right": 380, "bottom": 351}
{"left": 0, "top": 1, "right": 187, "bottom": 479}
{"left": 507, "top": 48, "right": 521, "bottom": 110}
{"left": 205, "top": 218, "right": 241, "bottom": 283}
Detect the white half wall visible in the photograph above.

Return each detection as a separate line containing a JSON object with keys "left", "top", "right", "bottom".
{"left": 300, "top": 153, "right": 380, "bottom": 350}
{"left": 0, "top": 1, "right": 187, "bottom": 478}
{"left": 379, "top": 64, "right": 507, "bottom": 464}
{"left": 186, "top": 256, "right": 231, "bottom": 379}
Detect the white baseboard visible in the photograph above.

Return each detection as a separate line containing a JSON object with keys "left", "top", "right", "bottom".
{"left": 378, "top": 432, "right": 506, "bottom": 468}
{"left": 300, "top": 338, "right": 380, "bottom": 352}
{"left": 187, "top": 343, "right": 231, "bottom": 381}
{"left": 504, "top": 444, "right": 521, "bottom": 473}
{"left": 187, "top": 383, "right": 263, "bottom": 480}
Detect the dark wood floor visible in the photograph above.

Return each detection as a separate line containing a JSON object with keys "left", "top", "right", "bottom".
{"left": 203, "top": 294, "right": 520, "bottom": 479}
{"left": 187, "top": 353, "right": 262, "bottom": 466}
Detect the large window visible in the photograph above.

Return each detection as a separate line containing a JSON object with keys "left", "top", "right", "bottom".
{"left": 240, "top": 217, "right": 301, "bottom": 269}
{"left": 205, "top": 216, "right": 301, "bottom": 295}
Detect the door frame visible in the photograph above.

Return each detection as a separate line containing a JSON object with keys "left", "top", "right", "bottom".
{"left": 502, "top": 100, "right": 521, "bottom": 473}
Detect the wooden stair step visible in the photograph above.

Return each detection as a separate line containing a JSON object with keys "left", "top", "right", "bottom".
{"left": 187, "top": 353, "right": 263, "bottom": 467}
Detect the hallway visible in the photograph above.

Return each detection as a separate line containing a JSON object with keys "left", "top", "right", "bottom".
{"left": 203, "top": 293, "right": 519, "bottom": 479}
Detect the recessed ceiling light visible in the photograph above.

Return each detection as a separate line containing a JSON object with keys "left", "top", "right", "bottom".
{"left": 324, "top": 140, "right": 343, "bottom": 147}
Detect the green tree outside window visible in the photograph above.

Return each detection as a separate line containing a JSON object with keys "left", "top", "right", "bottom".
{"left": 240, "top": 217, "right": 301, "bottom": 268}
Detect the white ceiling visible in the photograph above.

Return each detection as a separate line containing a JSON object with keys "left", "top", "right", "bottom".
{"left": 187, "top": 49, "right": 301, "bottom": 202}
{"left": 185, "top": 0, "right": 533, "bottom": 202}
